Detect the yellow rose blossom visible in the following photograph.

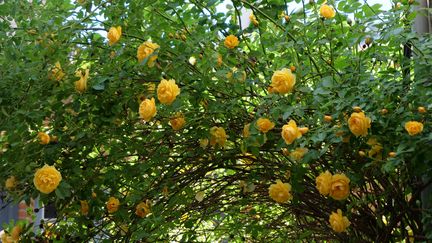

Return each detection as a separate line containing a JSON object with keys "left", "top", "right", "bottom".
{"left": 217, "top": 54, "right": 223, "bottom": 67}
{"left": 1, "top": 232, "right": 13, "bottom": 243}
{"left": 107, "top": 26, "right": 121, "bottom": 46}
{"left": 299, "top": 127, "right": 309, "bottom": 135}
{"left": 157, "top": 79, "right": 180, "bottom": 105}
{"left": 418, "top": 106, "right": 427, "bottom": 113}
{"left": 224, "top": 34, "right": 239, "bottom": 49}
{"left": 320, "top": 4, "right": 336, "bottom": 19}
{"left": 5, "top": 176, "right": 17, "bottom": 190}
{"left": 135, "top": 200, "right": 151, "bottom": 218}
{"left": 137, "top": 41, "right": 160, "bottom": 67}
{"left": 329, "top": 174, "right": 350, "bottom": 200}
{"left": 80, "top": 200, "right": 89, "bottom": 216}
{"left": 348, "top": 112, "right": 371, "bottom": 137}
{"left": 290, "top": 147, "right": 308, "bottom": 161}
{"left": 268, "top": 179, "right": 293, "bottom": 203}
{"left": 324, "top": 115, "right": 333, "bottom": 122}
{"left": 199, "top": 138, "right": 209, "bottom": 149}
{"left": 38, "top": 132, "right": 50, "bottom": 145}
{"left": 170, "top": 114, "right": 186, "bottom": 131}
{"left": 139, "top": 98, "right": 157, "bottom": 122}
{"left": 367, "top": 138, "right": 383, "bottom": 159}
{"left": 33, "top": 165, "right": 62, "bottom": 194}
{"left": 316, "top": 170, "right": 332, "bottom": 196}
{"left": 110, "top": 51, "right": 116, "bottom": 59}
{"left": 11, "top": 225, "right": 21, "bottom": 241}
{"left": 75, "top": 68, "right": 90, "bottom": 93}
{"left": 329, "top": 209, "right": 351, "bottom": 233}
{"left": 243, "top": 123, "right": 251, "bottom": 138}
{"left": 249, "top": 14, "right": 259, "bottom": 26}
{"left": 256, "top": 118, "right": 275, "bottom": 133}
{"left": 106, "top": 197, "right": 120, "bottom": 213}
{"left": 270, "top": 68, "right": 296, "bottom": 94}
{"left": 49, "top": 61, "right": 65, "bottom": 81}
{"left": 281, "top": 120, "right": 302, "bottom": 145}
{"left": 404, "top": 121, "right": 423, "bottom": 136}
{"left": 210, "top": 126, "right": 227, "bottom": 147}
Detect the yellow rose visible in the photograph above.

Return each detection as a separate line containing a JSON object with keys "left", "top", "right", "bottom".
{"left": 217, "top": 54, "right": 223, "bottom": 67}
{"left": 157, "top": 79, "right": 180, "bottom": 105}
{"left": 320, "top": 4, "right": 336, "bottom": 19}
{"left": 329, "top": 174, "right": 350, "bottom": 200}
{"left": 75, "top": 69, "right": 90, "bottom": 93}
{"left": 107, "top": 26, "right": 122, "bottom": 46}
{"left": 49, "top": 61, "right": 65, "bottom": 81}
{"left": 80, "top": 200, "right": 89, "bottom": 216}
{"left": 418, "top": 106, "right": 427, "bottom": 113}
{"left": 135, "top": 200, "right": 151, "bottom": 218}
{"left": 249, "top": 14, "right": 259, "bottom": 26}
{"left": 106, "top": 197, "right": 120, "bottom": 213}
{"left": 224, "top": 34, "right": 239, "bottom": 49}
{"left": 315, "top": 170, "right": 332, "bottom": 196}
{"left": 170, "top": 114, "right": 186, "bottom": 131}
{"left": 1, "top": 232, "right": 13, "bottom": 243}
{"left": 137, "top": 41, "right": 160, "bottom": 67}
{"left": 290, "top": 147, "right": 308, "bottom": 161}
{"left": 256, "top": 118, "right": 275, "bottom": 133}
{"left": 329, "top": 209, "right": 350, "bottom": 233}
{"left": 404, "top": 121, "right": 423, "bottom": 136}
{"left": 270, "top": 68, "right": 296, "bottom": 94}
{"left": 38, "top": 132, "right": 50, "bottom": 145}
{"left": 243, "top": 123, "right": 251, "bottom": 138}
{"left": 281, "top": 120, "right": 302, "bottom": 145}
{"left": 139, "top": 98, "right": 157, "bottom": 122}
{"left": 210, "top": 126, "right": 227, "bottom": 147}
{"left": 33, "top": 165, "right": 62, "bottom": 194}
{"left": 5, "top": 176, "right": 17, "bottom": 190}
{"left": 110, "top": 51, "right": 116, "bottom": 59}
{"left": 299, "top": 127, "right": 309, "bottom": 135}
{"left": 367, "top": 138, "right": 383, "bottom": 159}
{"left": 324, "top": 115, "right": 333, "bottom": 122}
{"left": 199, "top": 138, "right": 209, "bottom": 149}
{"left": 268, "top": 179, "right": 293, "bottom": 203}
{"left": 348, "top": 112, "right": 371, "bottom": 137}
{"left": 11, "top": 225, "right": 21, "bottom": 241}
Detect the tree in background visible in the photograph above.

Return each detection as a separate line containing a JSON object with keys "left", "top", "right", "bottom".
{"left": 0, "top": 0, "right": 431, "bottom": 241}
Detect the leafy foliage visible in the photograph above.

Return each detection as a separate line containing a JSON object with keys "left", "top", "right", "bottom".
{"left": 0, "top": 0, "right": 431, "bottom": 241}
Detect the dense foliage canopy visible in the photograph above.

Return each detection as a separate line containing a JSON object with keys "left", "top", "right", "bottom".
{"left": 1, "top": 0, "right": 431, "bottom": 242}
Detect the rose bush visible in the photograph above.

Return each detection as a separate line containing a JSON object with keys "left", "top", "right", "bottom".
{"left": 0, "top": 0, "right": 431, "bottom": 241}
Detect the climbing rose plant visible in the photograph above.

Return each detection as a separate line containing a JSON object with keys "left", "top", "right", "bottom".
{"left": 0, "top": 0, "right": 431, "bottom": 241}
